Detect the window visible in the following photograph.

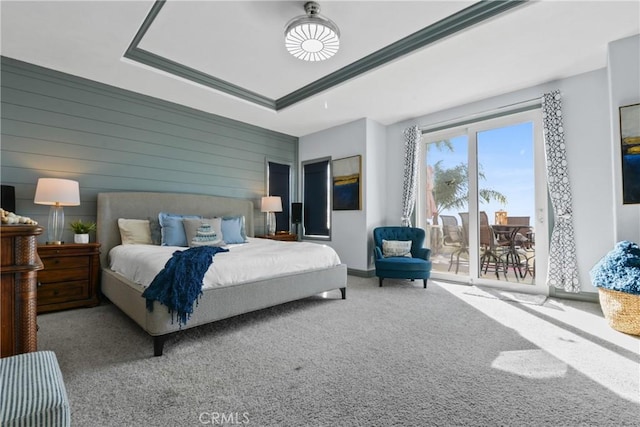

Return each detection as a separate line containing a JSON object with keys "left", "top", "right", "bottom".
{"left": 267, "top": 160, "right": 291, "bottom": 232}
{"left": 302, "top": 157, "right": 331, "bottom": 239}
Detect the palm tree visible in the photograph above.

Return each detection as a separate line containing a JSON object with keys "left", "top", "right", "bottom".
{"left": 430, "top": 160, "right": 507, "bottom": 224}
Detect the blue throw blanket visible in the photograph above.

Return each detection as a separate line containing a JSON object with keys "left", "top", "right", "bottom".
{"left": 142, "top": 246, "right": 229, "bottom": 327}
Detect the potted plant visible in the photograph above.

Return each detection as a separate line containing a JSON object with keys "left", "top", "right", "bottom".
{"left": 69, "top": 219, "right": 96, "bottom": 244}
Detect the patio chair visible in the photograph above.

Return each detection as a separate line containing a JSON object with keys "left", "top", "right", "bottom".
{"left": 440, "top": 215, "right": 467, "bottom": 273}
{"left": 460, "top": 212, "right": 508, "bottom": 279}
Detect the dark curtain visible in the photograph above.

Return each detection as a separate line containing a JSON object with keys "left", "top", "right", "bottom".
{"left": 303, "top": 160, "right": 330, "bottom": 236}
{"left": 268, "top": 162, "right": 290, "bottom": 232}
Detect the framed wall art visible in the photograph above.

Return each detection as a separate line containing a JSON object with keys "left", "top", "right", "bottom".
{"left": 332, "top": 155, "right": 361, "bottom": 210}
{"left": 620, "top": 103, "right": 640, "bottom": 204}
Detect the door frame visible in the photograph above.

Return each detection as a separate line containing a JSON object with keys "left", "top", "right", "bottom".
{"left": 419, "top": 108, "right": 549, "bottom": 294}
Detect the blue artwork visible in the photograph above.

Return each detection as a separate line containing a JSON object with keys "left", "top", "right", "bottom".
{"left": 333, "top": 156, "right": 361, "bottom": 210}
{"left": 621, "top": 104, "right": 640, "bottom": 204}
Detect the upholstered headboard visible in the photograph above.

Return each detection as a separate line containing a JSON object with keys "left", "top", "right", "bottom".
{"left": 96, "top": 192, "right": 254, "bottom": 268}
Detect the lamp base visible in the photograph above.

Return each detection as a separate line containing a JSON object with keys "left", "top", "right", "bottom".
{"left": 267, "top": 212, "right": 276, "bottom": 236}
{"left": 47, "top": 204, "right": 65, "bottom": 245}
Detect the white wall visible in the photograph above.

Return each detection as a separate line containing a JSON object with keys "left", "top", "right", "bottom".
{"left": 299, "top": 117, "right": 388, "bottom": 273}
{"left": 365, "top": 119, "right": 387, "bottom": 270}
{"left": 608, "top": 35, "right": 640, "bottom": 243}
{"left": 557, "top": 69, "right": 616, "bottom": 293}
{"left": 299, "top": 118, "right": 369, "bottom": 271}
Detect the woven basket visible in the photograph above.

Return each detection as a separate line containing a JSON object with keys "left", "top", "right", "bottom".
{"left": 598, "top": 288, "right": 640, "bottom": 336}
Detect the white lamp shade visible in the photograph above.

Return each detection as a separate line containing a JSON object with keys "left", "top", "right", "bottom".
{"left": 261, "top": 196, "right": 283, "bottom": 213}
{"left": 34, "top": 178, "right": 80, "bottom": 206}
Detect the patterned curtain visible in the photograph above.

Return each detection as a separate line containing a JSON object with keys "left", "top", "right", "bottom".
{"left": 542, "top": 90, "right": 580, "bottom": 292}
{"left": 401, "top": 125, "right": 421, "bottom": 226}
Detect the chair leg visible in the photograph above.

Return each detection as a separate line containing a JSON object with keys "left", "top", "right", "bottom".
{"left": 379, "top": 277, "right": 383, "bottom": 287}
{"left": 423, "top": 279, "right": 428, "bottom": 289}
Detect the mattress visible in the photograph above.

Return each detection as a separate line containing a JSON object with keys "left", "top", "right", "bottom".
{"left": 109, "top": 237, "right": 342, "bottom": 291}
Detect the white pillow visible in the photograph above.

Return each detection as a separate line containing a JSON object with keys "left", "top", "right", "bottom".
{"left": 117, "top": 219, "right": 153, "bottom": 245}
{"left": 382, "top": 239, "right": 412, "bottom": 257}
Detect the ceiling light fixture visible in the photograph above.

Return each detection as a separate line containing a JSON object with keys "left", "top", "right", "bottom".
{"left": 284, "top": 1, "right": 340, "bottom": 62}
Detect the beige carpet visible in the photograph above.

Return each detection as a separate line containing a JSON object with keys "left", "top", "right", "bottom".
{"left": 36, "top": 276, "right": 639, "bottom": 426}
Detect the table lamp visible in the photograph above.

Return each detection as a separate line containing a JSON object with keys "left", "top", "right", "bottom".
{"left": 261, "top": 196, "right": 282, "bottom": 236}
{"left": 34, "top": 178, "right": 80, "bottom": 244}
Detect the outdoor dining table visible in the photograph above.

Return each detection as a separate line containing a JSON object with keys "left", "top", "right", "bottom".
{"left": 491, "top": 224, "right": 533, "bottom": 279}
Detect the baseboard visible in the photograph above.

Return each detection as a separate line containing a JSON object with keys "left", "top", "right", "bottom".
{"left": 549, "top": 287, "right": 599, "bottom": 303}
{"left": 347, "top": 268, "right": 376, "bottom": 278}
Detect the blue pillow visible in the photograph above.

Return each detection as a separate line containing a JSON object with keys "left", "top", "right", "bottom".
{"left": 159, "top": 212, "right": 201, "bottom": 246}
{"left": 221, "top": 216, "right": 248, "bottom": 244}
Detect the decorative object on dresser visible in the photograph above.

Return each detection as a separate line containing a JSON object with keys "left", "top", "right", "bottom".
{"left": 37, "top": 243, "right": 101, "bottom": 313}
{"left": 261, "top": 196, "right": 282, "bottom": 236}
{"left": 69, "top": 219, "right": 96, "bottom": 244}
{"left": 33, "top": 178, "right": 80, "bottom": 245}
{"left": 0, "top": 224, "right": 44, "bottom": 358}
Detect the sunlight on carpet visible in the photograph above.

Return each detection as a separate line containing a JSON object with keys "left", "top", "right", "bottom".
{"left": 437, "top": 280, "right": 640, "bottom": 404}
{"left": 463, "top": 285, "right": 547, "bottom": 305}
{"left": 491, "top": 349, "right": 568, "bottom": 379}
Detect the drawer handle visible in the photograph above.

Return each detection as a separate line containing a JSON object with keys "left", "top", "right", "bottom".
{"left": 37, "top": 281, "right": 42, "bottom": 287}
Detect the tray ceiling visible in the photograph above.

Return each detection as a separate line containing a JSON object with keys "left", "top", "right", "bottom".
{"left": 1, "top": 1, "right": 639, "bottom": 136}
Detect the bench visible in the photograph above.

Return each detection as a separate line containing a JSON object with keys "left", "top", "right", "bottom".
{"left": 0, "top": 351, "right": 70, "bottom": 426}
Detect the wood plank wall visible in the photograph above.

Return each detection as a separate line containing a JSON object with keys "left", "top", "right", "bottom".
{"left": 0, "top": 57, "right": 298, "bottom": 242}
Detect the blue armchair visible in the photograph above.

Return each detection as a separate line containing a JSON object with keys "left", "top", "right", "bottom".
{"left": 373, "top": 226, "right": 432, "bottom": 288}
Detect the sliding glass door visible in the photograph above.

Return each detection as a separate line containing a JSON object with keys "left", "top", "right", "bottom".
{"left": 418, "top": 109, "right": 548, "bottom": 293}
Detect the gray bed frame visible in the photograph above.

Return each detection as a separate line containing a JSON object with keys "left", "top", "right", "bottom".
{"left": 96, "top": 192, "right": 347, "bottom": 356}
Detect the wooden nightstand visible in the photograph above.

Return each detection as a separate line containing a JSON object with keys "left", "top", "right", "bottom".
{"left": 37, "top": 243, "right": 101, "bottom": 313}
{"left": 257, "top": 233, "right": 298, "bottom": 242}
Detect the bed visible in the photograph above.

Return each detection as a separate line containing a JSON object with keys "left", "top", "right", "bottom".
{"left": 96, "top": 192, "right": 347, "bottom": 356}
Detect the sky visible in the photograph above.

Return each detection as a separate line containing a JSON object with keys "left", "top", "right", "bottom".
{"left": 425, "top": 121, "right": 535, "bottom": 226}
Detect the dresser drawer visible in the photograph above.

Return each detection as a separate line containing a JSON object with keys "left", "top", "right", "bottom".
{"left": 37, "top": 280, "right": 89, "bottom": 305}
{"left": 38, "top": 267, "right": 89, "bottom": 284}
{"left": 41, "top": 256, "right": 89, "bottom": 270}
{"left": 36, "top": 243, "right": 101, "bottom": 313}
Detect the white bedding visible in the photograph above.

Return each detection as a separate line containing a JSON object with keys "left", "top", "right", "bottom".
{"left": 109, "top": 237, "right": 342, "bottom": 290}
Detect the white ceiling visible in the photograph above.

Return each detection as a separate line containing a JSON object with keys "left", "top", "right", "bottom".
{"left": 1, "top": 1, "right": 639, "bottom": 137}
